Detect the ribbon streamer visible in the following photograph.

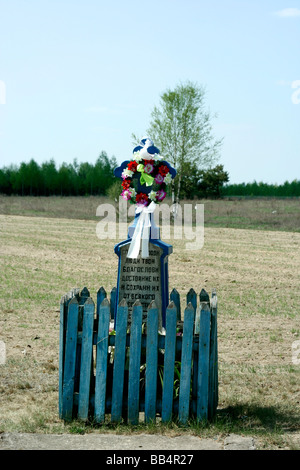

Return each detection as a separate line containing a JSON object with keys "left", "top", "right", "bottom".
{"left": 137, "top": 164, "right": 154, "bottom": 187}
{"left": 127, "top": 201, "right": 157, "bottom": 259}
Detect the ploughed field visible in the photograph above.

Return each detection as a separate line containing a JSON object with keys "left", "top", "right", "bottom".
{"left": 0, "top": 196, "right": 299, "bottom": 449}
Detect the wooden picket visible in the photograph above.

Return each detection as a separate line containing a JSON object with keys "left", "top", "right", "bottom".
{"left": 59, "top": 286, "right": 218, "bottom": 424}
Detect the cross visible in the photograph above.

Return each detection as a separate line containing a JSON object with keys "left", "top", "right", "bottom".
{"left": 114, "top": 137, "right": 177, "bottom": 197}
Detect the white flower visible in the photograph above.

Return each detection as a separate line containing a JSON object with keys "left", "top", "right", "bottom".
{"left": 132, "top": 151, "right": 142, "bottom": 162}
{"left": 149, "top": 190, "right": 157, "bottom": 201}
{"left": 122, "top": 168, "right": 134, "bottom": 178}
{"left": 164, "top": 173, "right": 172, "bottom": 184}
{"left": 129, "top": 187, "right": 136, "bottom": 197}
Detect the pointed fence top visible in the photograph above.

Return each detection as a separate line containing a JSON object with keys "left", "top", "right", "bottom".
{"left": 200, "top": 288, "right": 210, "bottom": 302}
{"left": 167, "top": 300, "right": 176, "bottom": 310}
{"left": 186, "top": 302, "right": 195, "bottom": 311}
{"left": 84, "top": 297, "right": 95, "bottom": 306}
{"left": 97, "top": 286, "right": 106, "bottom": 294}
{"left": 119, "top": 298, "right": 128, "bottom": 307}
{"left": 100, "top": 297, "right": 110, "bottom": 307}
{"left": 171, "top": 288, "right": 179, "bottom": 295}
{"left": 80, "top": 287, "right": 90, "bottom": 297}
{"left": 187, "top": 288, "right": 196, "bottom": 296}
{"left": 148, "top": 300, "right": 158, "bottom": 310}
{"left": 69, "top": 296, "right": 79, "bottom": 305}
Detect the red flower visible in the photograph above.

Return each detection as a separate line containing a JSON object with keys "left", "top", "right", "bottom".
{"left": 128, "top": 161, "right": 138, "bottom": 172}
{"left": 135, "top": 192, "right": 149, "bottom": 206}
{"left": 122, "top": 179, "right": 131, "bottom": 189}
{"left": 158, "top": 165, "right": 169, "bottom": 177}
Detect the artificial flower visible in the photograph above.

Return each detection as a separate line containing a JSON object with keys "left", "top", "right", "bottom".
{"left": 122, "top": 179, "right": 132, "bottom": 190}
{"left": 149, "top": 190, "right": 157, "bottom": 201}
{"left": 121, "top": 189, "right": 132, "bottom": 201}
{"left": 156, "top": 189, "right": 166, "bottom": 202}
{"left": 164, "top": 173, "right": 172, "bottom": 184}
{"left": 135, "top": 192, "right": 149, "bottom": 206}
{"left": 132, "top": 150, "right": 142, "bottom": 162}
{"left": 129, "top": 187, "right": 136, "bottom": 198}
{"left": 122, "top": 168, "right": 134, "bottom": 179}
{"left": 144, "top": 163, "right": 154, "bottom": 174}
{"left": 155, "top": 173, "right": 164, "bottom": 184}
{"left": 158, "top": 165, "right": 169, "bottom": 177}
{"left": 127, "top": 161, "right": 138, "bottom": 172}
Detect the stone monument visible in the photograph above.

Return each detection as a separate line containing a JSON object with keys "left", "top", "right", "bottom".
{"left": 114, "top": 138, "right": 177, "bottom": 328}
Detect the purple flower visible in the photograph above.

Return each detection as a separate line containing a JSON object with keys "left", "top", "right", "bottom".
{"left": 155, "top": 173, "right": 164, "bottom": 184}
{"left": 156, "top": 189, "right": 166, "bottom": 201}
{"left": 144, "top": 163, "right": 154, "bottom": 174}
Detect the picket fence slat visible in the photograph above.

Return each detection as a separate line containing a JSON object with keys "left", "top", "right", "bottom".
{"left": 145, "top": 302, "right": 159, "bottom": 423}
{"left": 59, "top": 287, "right": 218, "bottom": 424}
{"left": 170, "top": 288, "right": 181, "bottom": 321}
{"left": 111, "top": 299, "right": 128, "bottom": 423}
{"left": 128, "top": 301, "right": 143, "bottom": 424}
{"left": 210, "top": 291, "right": 218, "bottom": 413}
{"left": 110, "top": 287, "right": 116, "bottom": 320}
{"left": 187, "top": 288, "right": 197, "bottom": 317}
{"left": 178, "top": 303, "right": 194, "bottom": 424}
{"left": 96, "top": 287, "right": 107, "bottom": 319}
{"left": 59, "top": 296, "right": 66, "bottom": 418}
{"left": 78, "top": 298, "right": 95, "bottom": 420}
{"left": 62, "top": 297, "right": 79, "bottom": 421}
{"left": 197, "top": 302, "right": 211, "bottom": 421}
{"left": 94, "top": 298, "right": 110, "bottom": 423}
{"left": 161, "top": 302, "right": 177, "bottom": 422}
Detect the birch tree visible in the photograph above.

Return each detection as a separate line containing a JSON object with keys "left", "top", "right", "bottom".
{"left": 147, "top": 81, "right": 223, "bottom": 210}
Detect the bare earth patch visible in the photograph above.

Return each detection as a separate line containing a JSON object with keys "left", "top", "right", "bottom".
{"left": 0, "top": 214, "right": 299, "bottom": 449}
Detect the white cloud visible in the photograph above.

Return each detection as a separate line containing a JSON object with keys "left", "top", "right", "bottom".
{"left": 274, "top": 8, "right": 300, "bottom": 17}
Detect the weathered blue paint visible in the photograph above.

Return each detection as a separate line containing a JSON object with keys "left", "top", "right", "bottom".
{"left": 59, "top": 288, "right": 218, "bottom": 424}
{"left": 96, "top": 287, "right": 107, "bottom": 319}
{"left": 161, "top": 302, "right": 177, "bottom": 422}
{"left": 110, "top": 287, "right": 116, "bottom": 320}
{"left": 209, "top": 290, "right": 218, "bottom": 417}
{"left": 187, "top": 288, "right": 197, "bottom": 318}
{"left": 58, "top": 295, "right": 66, "bottom": 418}
{"left": 111, "top": 300, "right": 128, "bottom": 423}
{"left": 128, "top": 301, "right": 143, "bottom": 424}
{"left": 178, "top": 303, "right": 194, "bottom": 424}
{"left": 197, "top": 302, "right": 211, "bottom": 422}
{"left": 78, "top": 298, "right": 95, "bottom": 420}
{"left": 62, "top": 297, "right": 79, "bottom": 421}
{"left": 145, "top": 302, "right": 159, "bottom": 423}
{"left": 170, "top": 288, "right": 181, "bottom": 322}
{"left": 94, "top": 298, "right": 110, "bottom": 423}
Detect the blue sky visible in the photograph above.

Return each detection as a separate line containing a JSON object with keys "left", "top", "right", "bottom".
{"left": 0, "top": 0, "right": 299, "bottom": 184}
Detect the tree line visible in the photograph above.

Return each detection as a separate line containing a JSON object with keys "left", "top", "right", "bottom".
{"left": 221, "top": 180, "right": 300, "bottom": 198}
{"left": 0, "top": 155, "right": 299, "bottom": 198}
{"left": 0, "top": 152, "right": 117, "bottom": 196}
{"left": 0, "top": 81, "right": 299, "bottom": 199}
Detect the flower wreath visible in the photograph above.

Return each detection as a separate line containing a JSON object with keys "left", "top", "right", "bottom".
{"left": 120, "top": 142, "right": 174, "bottom": 207}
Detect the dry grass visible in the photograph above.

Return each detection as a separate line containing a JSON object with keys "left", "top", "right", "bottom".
{"left": 0, "top": 195, "right": 299, "bottom": 232}
{"left": 0, "top": 201, "right": 300, "bottom": 449}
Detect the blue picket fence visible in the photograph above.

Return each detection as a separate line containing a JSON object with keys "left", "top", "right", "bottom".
{"left": 59, "top": 287, "right": 218, "bottom": 424}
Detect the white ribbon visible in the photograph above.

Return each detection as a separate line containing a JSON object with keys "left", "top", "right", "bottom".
{"left": 127, "top": 201, "right": 157, "bottom": 259}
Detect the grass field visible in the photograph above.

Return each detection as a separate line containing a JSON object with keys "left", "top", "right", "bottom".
{"left": 0, "top": 195, "right": 299, "bottom": 232}
{"left": 0, "top": 196, "right": 299, "bottom": 449}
